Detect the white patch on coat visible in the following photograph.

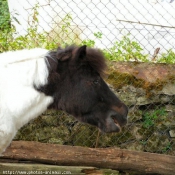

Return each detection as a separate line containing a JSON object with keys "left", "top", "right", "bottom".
{"left": 0, "top": 49, "right": 54, "bottom": 154}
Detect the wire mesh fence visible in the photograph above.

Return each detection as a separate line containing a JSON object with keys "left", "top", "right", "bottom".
{"left": 1, "top": 0, "right": 175, "bottom": 156}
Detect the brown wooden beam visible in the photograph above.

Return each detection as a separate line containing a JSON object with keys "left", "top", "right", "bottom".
{"left": 1, "top": 141, "right": 175, "bottom": 175}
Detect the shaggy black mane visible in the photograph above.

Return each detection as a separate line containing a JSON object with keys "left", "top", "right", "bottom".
{"left": 55, "top": 45, "right": 107, "bottom": 76}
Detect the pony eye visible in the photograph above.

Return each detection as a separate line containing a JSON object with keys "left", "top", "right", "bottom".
{"left": 93, "top": 79, "right": 99, "bottom": 85}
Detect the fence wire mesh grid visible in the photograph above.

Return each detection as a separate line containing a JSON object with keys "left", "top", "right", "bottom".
{"left": 1, "top": 0, "right": 175, "bottom": 156}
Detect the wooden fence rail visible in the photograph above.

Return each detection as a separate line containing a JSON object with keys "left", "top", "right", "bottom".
{"left": 0, "top": 141, "right": 175, "bottom": 175}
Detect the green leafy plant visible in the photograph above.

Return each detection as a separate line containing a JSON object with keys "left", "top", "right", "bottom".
{"left": 0, "top": 10, "right": 81, "bottom": 52}
{"left": 158, "top": 49, "right": 175, "bottom": 64}
{"left": 0, "top": 3, "right": 47, "bottom": 52}
{"left": 1, "top": 8, "right": 175, "bottom": 65}
{"left": 162, "top": 142, "right": 172, "bottom": 153}
{"left": 82, "top": 32, "right": 102, "bottom": 47}
{"left": 103, "top": 34, "right": 149, "bottom": 62}
{"left": 142, "top": 108, "right": 167, "bottom": 128}
{"left": 0, "top": 0, "right": 11, "bottom": 31}
{"left": 82, "top": 39, "right": 95, "bottom": 47}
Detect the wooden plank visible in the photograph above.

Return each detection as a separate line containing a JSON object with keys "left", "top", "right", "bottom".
{"left": 0, "top": 163, "right": 106, "bottom": 175}
{"left": 0, "top": 163, "right": 87, "bottom": 175}
{"left": 0, "top": 163, "right": 120, "bottom": 175}
{"left": 1, "top": 141, "right": 175, "bottom": 175}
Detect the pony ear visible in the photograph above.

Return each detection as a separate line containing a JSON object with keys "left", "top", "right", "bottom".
{"left": 75, "top": 45, "right": 87, "bottom": 60}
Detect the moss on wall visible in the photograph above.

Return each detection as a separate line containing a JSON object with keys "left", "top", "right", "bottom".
{"left": 14, "top": 62, "right": 175, "bottom": 156}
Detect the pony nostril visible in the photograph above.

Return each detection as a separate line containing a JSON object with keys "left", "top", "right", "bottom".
{"left": 111, "top": 112, "right": 127, "bottom": 126}
{"left": 111, "top": 115, "right": 119, "bottom": 125}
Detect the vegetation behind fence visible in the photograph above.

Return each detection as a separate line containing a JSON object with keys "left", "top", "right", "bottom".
{"left": 0, "top": 0, "right": 175, "bottom": 156}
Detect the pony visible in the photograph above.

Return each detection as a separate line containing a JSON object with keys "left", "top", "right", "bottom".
{"left": 0, "top": 45, "right": 128, "bottom": 154}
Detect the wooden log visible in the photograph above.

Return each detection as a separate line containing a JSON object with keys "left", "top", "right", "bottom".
{"left": 0, "top": 163, "right": 120, "bottom": 175}
{"left": 1, "top": 141, "right": 175, "bottom": 175}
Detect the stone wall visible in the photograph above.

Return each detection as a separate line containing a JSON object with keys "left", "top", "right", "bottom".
{"left": 106, "top": 62, "right": 175, "bottom": 155}
{"left": 15, "top": 62, "right": 175, "bottom": 155}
